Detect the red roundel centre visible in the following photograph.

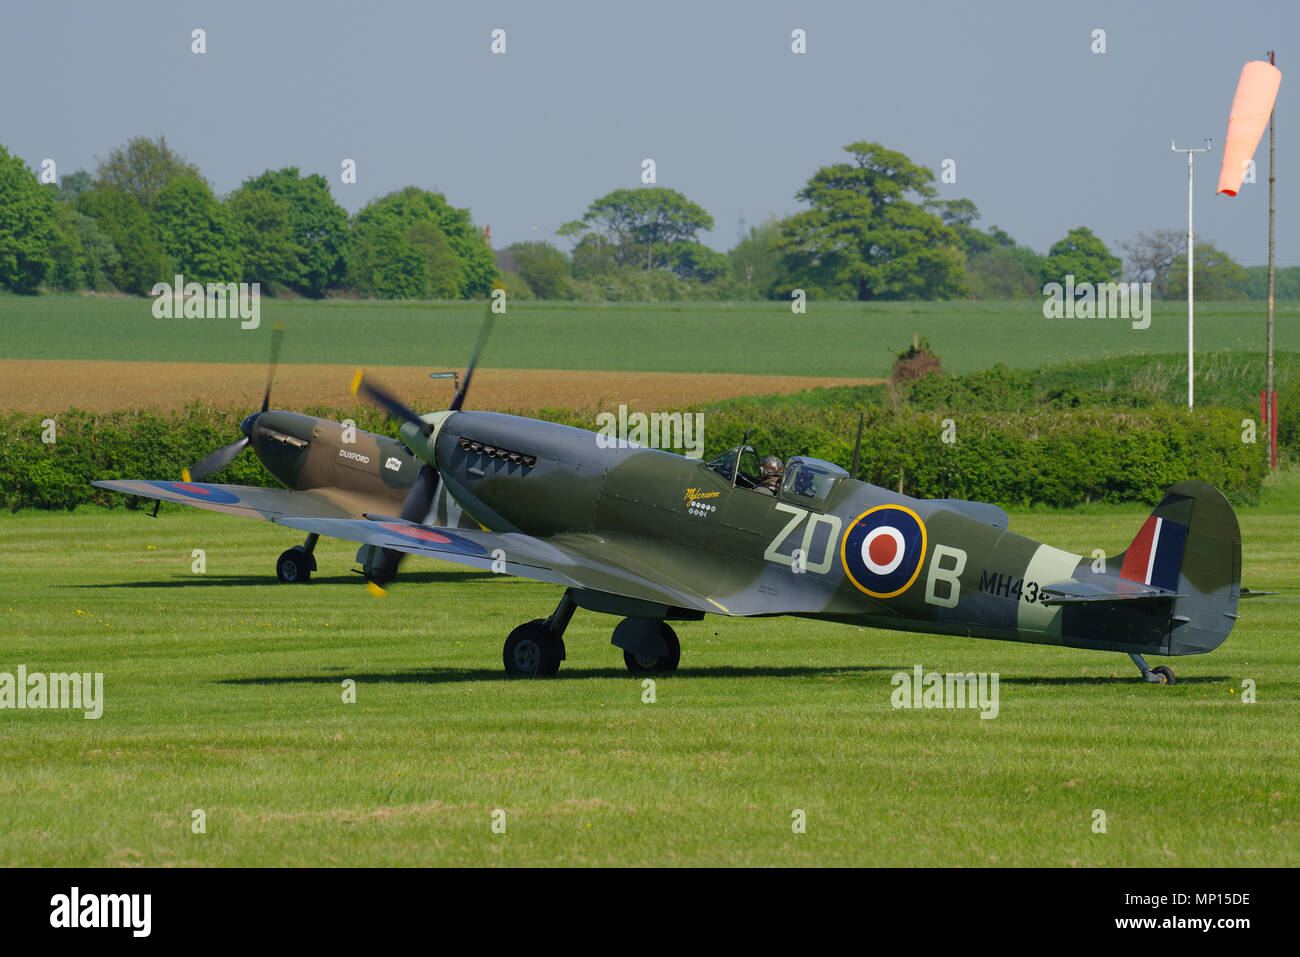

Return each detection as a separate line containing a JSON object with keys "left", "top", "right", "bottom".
{"left": 869, "top": 534, "right": 898, "bottom": 566}
{"left": 379, "top": 522, "right": 451, "bottom": 544}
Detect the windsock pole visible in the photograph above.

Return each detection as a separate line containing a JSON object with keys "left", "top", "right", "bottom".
{"left": 1266, "top": 51, "right": 1277, "bottom": 468}
{"left": 1172, "top": 138, "right": 1212, "bottom": 409}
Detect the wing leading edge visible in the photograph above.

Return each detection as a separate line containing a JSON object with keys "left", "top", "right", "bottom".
{"left": 92, "top": 479, "right": 354, "bottom": 521}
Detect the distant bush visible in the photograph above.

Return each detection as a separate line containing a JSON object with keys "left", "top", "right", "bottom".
{"left": 892, "top": 336, "right": 941, "bottom": 381}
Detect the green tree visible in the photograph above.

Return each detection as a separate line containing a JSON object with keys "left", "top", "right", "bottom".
{"left": 348, "top": 187, "right": 495, "bottom": 298}
{"left": 507, "top": 241, "right": 570, "bottom": 298}
{"left": 1166, "top": 242, "right": 1249, "bottom": 301}
{"left": 94, "top": 135, "right": 203, "bottom": 210}
{"left": 1040, "top": 226, "right": 1121, "bottom": 288}
{"left": 239, "top": 168, "right": 350, "bottom": 296}
{"left": 47, "top": 202, "right": 119, "bottom": 291}
{"left": 727, "top": 218, "right": 785, "bottom": 298}
{"left": 405, "top": 220, "right": 460, "bottom": 299}
{"left": 0, "top": 146, "right": 57, "bottom": 292}
{"left": 966, "top": 246, "right": 1042, "bottom": 299}
{"left": 566, "top": 188, "right": 714, "bottom": 270}
{"left": 775, "top": 142, "right": 968, "bottom": 300}
{"left": 657, "top": 240, "right": 729, "bottom": 282}
{"left": 1119, "top": 228, "right": 1183, "bottom": 299}
{"left": 931, "top": 198, "right": 994, "bottom": 257}
{"left": 565, "top": 231, "right": 620, "bottom": 280}
{"left": 78, "top": 188, "right": 168, "bottom": 293}
{"left": 152, "top": 176, "right": 242, "bottom": 284}
{"left": 1242, "top": 265, "right": 1300, "bottom": 300}
{"left": 227, "top": 188, "right": 302, "bottom": 289}
{"left": 349, "top": 219, "right": 427, "bottom": 298}
{"left": 957, "top": 223, "right": 1043, "bottom": 300}
{"left": 55, "top": 169, "right": 95, "bottom": 206}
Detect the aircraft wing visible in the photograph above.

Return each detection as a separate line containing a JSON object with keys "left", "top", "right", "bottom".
{"left": 92, "top": 479, "right": 355, "bottom": 521}
{"left": 268, "top": 515, "right": 849, "bottom": 617}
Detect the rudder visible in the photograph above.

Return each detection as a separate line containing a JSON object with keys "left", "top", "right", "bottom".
{"left": 1116, "top": 481, "right": 1242, "bottom": 655}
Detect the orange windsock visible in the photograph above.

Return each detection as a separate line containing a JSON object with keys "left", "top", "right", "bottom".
{"left": 1217, "top": 60, "right": 1282, "bottom": 196}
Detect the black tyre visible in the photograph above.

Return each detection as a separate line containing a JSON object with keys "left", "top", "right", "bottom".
{"left": 623, "top": 622, "right": 681, "bottom": 674}
{"left": 277, "top": 547, "right": 312, "bottom": 584}
{"left": 1151, "top": 665, "right": 1176, "bottom": 685}
{"left": 504, "top": 620, "right": 563, "bottom": 677}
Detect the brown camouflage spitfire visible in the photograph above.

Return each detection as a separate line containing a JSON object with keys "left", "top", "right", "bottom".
{"left": 93, "top": 323, "right": 474, "bottom": 585}
{"left": 95, "top": 316, "right": 1244, "bottom": 684}
{"left": 92, "top": 410, "right": 473, "bottom": 583}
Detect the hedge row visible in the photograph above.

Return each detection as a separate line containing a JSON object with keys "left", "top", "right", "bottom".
{"left": 2, "top": 401, "right": 1265, "bottom": 511}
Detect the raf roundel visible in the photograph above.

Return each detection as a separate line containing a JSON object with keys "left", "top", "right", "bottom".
{"left": 840, "top": 505, "right": 928, "bottom": 599}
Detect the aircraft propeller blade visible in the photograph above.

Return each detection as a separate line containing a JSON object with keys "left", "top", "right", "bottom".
{"left": 260, "top": 321, "right": 285, "bottom": 413}
{"left": 350, "top": 370, "right": 435, "bottom": 436}
{"left": 185, "top": 436, "right": 250, "bottom": 482}
{"left": 182, "top": 321, "right": 285, "bottom": 482}
{"left": 449, "top": 300, "right": 495, "bottom": 412}
{"left": 353, "top": 298, "right": 496, "bottom": 595}
{"left": 369, "top": 464, "right": 440, "bottom": 586}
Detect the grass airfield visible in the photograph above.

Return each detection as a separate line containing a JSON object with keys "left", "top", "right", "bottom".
{"left": 0, "top": 501, "right": 1295, "bottom": 867}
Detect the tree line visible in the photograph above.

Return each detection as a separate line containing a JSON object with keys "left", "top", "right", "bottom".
{"left": 0, "top": 137, "right": 1289, "bottom": 302}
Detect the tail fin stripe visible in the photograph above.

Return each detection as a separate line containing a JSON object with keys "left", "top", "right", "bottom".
{"left": 1144, "top": 517, "right": 1163, "bottom": 584}
{"left": 1120, "top": 516, "right": 1158, "bottom": 584}
{"left": 1121, "top": 515, "right": 1188, "bottom": 591}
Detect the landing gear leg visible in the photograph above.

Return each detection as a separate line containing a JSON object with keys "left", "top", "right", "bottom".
{"left": 277, "top": 533, "right": 319, "bottom": 584}
{"left": 1129, "top": 652, "right": 1175, "bottom": 685}
{"left": 503, "top": 590, "right": 575, "bottom": 677}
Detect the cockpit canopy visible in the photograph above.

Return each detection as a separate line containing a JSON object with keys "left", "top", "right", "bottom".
{"left": 704, "top": 445, "right": 764, "bottom": 489}
{"left": 779, "top": 456, "right": 847, "bottom": 507}
{"left": 703, "top": 447, "right": 847, "bottom": 507}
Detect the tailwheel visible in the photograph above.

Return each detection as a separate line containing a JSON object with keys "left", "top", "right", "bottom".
{"left": 1129, "top": 652, "right": 1175, "bottom": 685}
{"left": 623, "top": 623, "right": 681, "bottom": 674}
{"left": 504, "top": 620, "right": 563, "bottom": 677}
{"left": 276, "top": 546, "right": 314, "bottom": 584}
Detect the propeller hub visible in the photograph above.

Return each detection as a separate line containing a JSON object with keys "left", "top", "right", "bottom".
{"left": 240, "top": 413, "right": 259, "bottom": 438}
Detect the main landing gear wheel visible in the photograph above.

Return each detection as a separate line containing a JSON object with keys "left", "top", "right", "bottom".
{"left": 503, "top": 620, "right": 564, "bottom": 677}
{"left": 623, "top": 623, "right": 681, "bottom": 674}
{"left": 276, "top": 546, "right": 314, "bottom": 584}
{"left": 1151, "top": 665, "right": 1176, "bottom": 685}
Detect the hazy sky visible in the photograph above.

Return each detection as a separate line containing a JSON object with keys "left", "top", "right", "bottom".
{"left": 4, "top": 0, "right": 1296, "bottom": 266}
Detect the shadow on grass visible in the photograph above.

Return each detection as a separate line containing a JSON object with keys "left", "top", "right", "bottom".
{"left": 220, "top": 664, "right": 910, "bottom": 685}
{"left": 995, "top": 675, "right": 1231, "bottom": 686}
{"left": 68, "top": 570, "right": 498, "bottom": 588}
{"left": 220, "top": 668, "right": 1234, "bottom": 687}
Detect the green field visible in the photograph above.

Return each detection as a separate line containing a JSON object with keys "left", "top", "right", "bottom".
{"left": 0, "top": 502, "right": 1295, "bottom": 867}
{"left": 2, "top": 294, "right": 1297, "bottom": 379}
{"left": 2, "top": 293, "right": 1294, "bottom": 866}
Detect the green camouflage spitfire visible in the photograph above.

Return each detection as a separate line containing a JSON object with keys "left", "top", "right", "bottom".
{"left": 94, "top": 313, "right": 1244, "bottom": 683}
{"left": 270, "top": 381, "right": 1243, "bottom": 683}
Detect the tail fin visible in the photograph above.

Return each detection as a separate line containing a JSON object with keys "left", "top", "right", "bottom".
{"left": 1116, "top": 481, "right": 1242, "bottom": 655}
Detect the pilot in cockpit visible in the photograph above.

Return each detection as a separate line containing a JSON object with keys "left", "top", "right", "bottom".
{"left": 753, "top": 456, "right": 783, "bottom": 495}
